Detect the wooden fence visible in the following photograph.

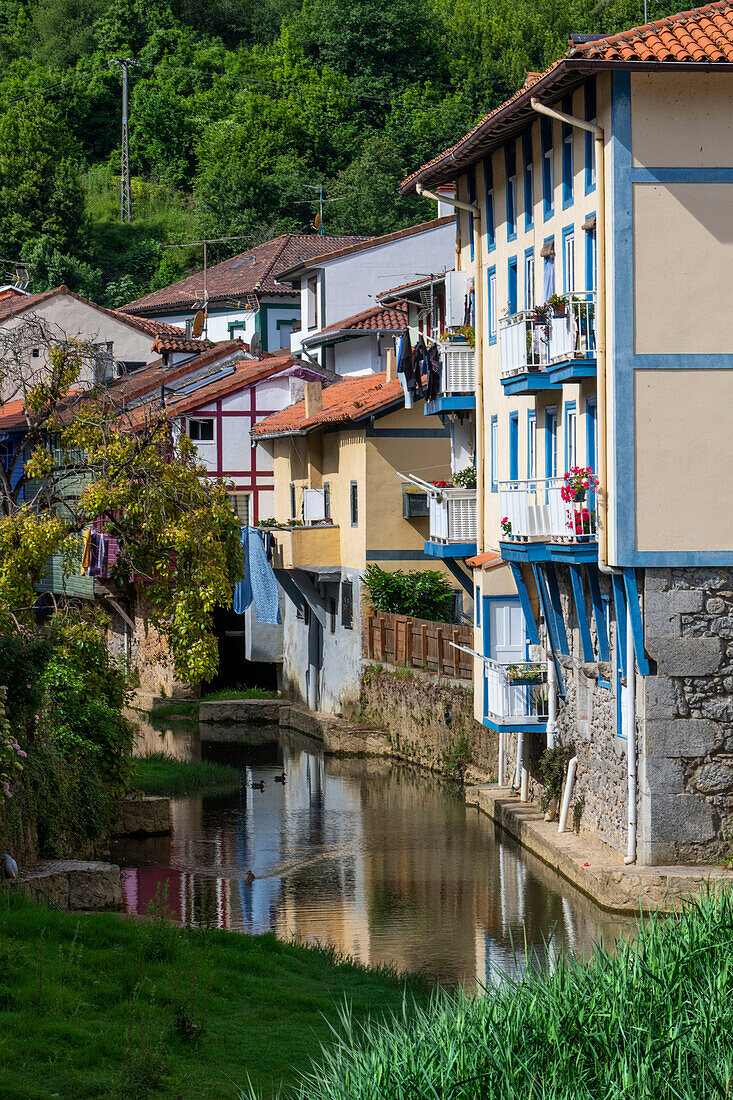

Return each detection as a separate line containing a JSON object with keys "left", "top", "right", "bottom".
{"left": 363, "top": 611, "right": 473, "bottom": 681}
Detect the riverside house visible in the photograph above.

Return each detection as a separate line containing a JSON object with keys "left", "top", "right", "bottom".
{"left": 251, "top": 370, "right": 459, "bottom": 713}
{"left": 401, "top": 0, "right": 733, "bottom": 867}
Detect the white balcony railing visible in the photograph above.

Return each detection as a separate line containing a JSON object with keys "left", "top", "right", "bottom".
{"left": 484, "top": 659, "right": 549, "bottom": 724}
{"left": 429, "top": 487, "right": 477, "bottom": 544}
{"left": 499, "top": 293, "right": 596, "bottom": 377}
{"left": 439, "top": 340, "right": 475, "bottom": 394}
{"left": 499, "top": 478, "right": 597, "bottom": 542}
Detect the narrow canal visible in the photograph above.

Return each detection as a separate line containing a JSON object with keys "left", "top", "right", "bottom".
{"left": 114, "top": 718, "right": 631, "bottom": 985}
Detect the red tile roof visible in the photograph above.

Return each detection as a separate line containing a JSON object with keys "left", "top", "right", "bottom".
{"left": 121, "top": 234, "right": 370, "bottom": 315}
{"left": 150, "top": 335, "right": 216, "bottom": 354}
{"left": 251, "top": 372, "right": 407, "bottom": 437}
{"left": 465, "top": 550, "right": 503, "bottom": 569}
{"left": 108, "top": 340, "right": 248, "bottom": 404}
{"left": 402, "top": 2, "right": 733, "bottom": 194}
{"left": 274, "top": 217, "right": 455, "bottom": 280}
{"left": 164, "top": 356, "right": 301, "bottom": 418}
{"left": 302, "top": 304, "right": 408, "bottom": 347}
{"left": 568, "top": 1, "right": 733, "bottom": 61}
{"left": 378, "top": 274, "right": 447, "bottom": 304}
{"left": 0, "top": 399, "right": 26, "bottom": 431}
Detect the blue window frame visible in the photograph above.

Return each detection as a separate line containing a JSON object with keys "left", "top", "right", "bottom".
{"left": 505, "top": 142, "right": 517, "bottom": 240}
{"left": 599, "top": 595, "right": 611, "bottom": 688}
{"left": 527, "top": 410, "right": 536, "bottom": 479}
{"left": 507, "top": 256, "right": 518, "bottom": 317}
{"left": 586, "top": 397, "right": 597, "bottom": 472}
{"left": 564, "top": 400, "right": 577, "bottom": 472}
{"left": 585, "top": 78, "right": 596, "bottom": 194}
{"left": 562, "top": 225, "right": 575, "bottom": 294}
{"left": 466, "top": 168, "right": 476, "bottom": 261}
{"left": 488, "top": 266, "right": 497, "bottom": 345}
{"left": 545, "top": 406, "right": 557, "bottom": 478}
{"left": 483, "top": 157, "right": 495, "bottom": 252}
{"left": 561, "top": 95, "right": 574, "bottom": 209}
{"left": 524, "top": 247, "right": 535, "bottom": 310}
{"left": 585, "top": 215, "right": 597, "bottom": 291}
{"left": 490, "top": 415, "right": 498, "bottom": 492}
{"left": 522, "top": 130, "right": 533, "bottom": 230}
{"left": 509, "top": 412, "right": 519, "bottom": 481}
{"left": 476, "top": 585, "right": 481, "bottom": 627}
{"left": 541, "top": 116, "right": 554, "bottom": 220}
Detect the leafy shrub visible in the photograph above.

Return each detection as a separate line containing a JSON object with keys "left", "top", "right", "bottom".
{"left": 451, "top": 466, "right": 477, "bottom": 489}
{"left": 363, "top": 565, "right": 456, "bottom": 622}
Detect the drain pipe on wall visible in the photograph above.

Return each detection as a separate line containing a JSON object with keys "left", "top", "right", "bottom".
{"left": 417, "top": 183, "right": 484, "bottom": 556}
{"left": 558, "top": 755, "right": 578, "bottom": 834}
{"left": 624, "top": 600, "right": 638, "bottom": 863}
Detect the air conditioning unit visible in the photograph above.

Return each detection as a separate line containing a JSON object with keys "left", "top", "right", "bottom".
{"left": 445, "top": 270, "right": 469, "bottom": 328}
{"left": 402, "top": 486, "right": 429, "bottom": 518}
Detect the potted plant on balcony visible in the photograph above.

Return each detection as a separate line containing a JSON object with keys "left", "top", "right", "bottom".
{"left": 547, "top": 293, "right": 568, "bottom": 317}
{"left": 561, "top": 466, "right": 599, "bottom": 503}
{"left": 452, "top": 466, "right": 476, "bottom": 489}
{"left": 441, "top": 325, "right": 475, "bottom": 349}
{"left": 534, "top": 303, "right": 549, "bottom": 322}
{"left": 506, "top": 662, "right": 547, "bottom": 685}
{"left": 500, "top": 516, "right": 513, "bottom": 538}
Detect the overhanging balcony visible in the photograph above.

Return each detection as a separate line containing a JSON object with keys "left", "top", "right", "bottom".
{"left": 483, "top": 659, "right": 548, "bottom": 732}
{"left": 498, "top": 478, "right": 597, "bottom": 563}
{"left": 425, "top": 340, "right": 476, "bottom": 415}
{"left": 267, "top": 524, "right": 341, "bottom": 570}
{"left": 425, "top": 487, "right": 477, "bottom": 557}
{"left": 499, "top": 293, "right": 596, "bottom": 395}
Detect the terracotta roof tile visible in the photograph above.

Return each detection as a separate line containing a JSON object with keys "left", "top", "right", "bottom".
{"left": 251, "top": 372, "right": 407, "bottom": 437}
{"left": 0, "top": 399, "right": 26, "bottom": 431}
{"left": 465, "top": 550, "right": 503, "bottom": 569}
{"left": 164, "top": 356, "right": 301, "bottom": 418}
{"left": 108, "top": 340, "right": 248, "bottom": 404}
{"left": 303, "top": 304, "right": 408, "bottom": 346}
{"left": 121, "top": 234, "right": 370, "bottom": 315}
{"left": 402, "top": 2, "right": 733, "bottom": 193}
{"left": 150, "top": 335, "right": 216, "bottom": 354}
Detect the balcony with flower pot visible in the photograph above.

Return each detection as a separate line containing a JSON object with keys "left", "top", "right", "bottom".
{"left": 483, "top": 658, "right": 549, "bottom": 732}
{"left": 399, "top": 467, "right": 477, "bottom": 559}
{"left": 499, "top": 293, "right": 596, "bottom": 396}
{"left": 425, "top": 327, "right": 476, "bottom": 416}
{"left": 498, "top": 467, "right": 599, "bottom": 564}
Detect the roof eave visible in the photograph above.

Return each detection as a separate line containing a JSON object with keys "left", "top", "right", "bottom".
{"left": 302, "top": 327, "right": 404, "bottom": 349}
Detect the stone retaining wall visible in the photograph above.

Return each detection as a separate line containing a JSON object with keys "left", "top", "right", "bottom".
{"left": 17, "top": 860, "right": 122, "bottom": 910}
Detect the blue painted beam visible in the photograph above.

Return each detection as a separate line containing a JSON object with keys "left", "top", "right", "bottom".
{"left": 586, "top": 564, "right": 610, "bottom": 663}
{"left": 501, "top": 374, "right": 562, "bottom": 397}
{"left": 531, "top": 562, "right": 565, "bottom": 697}
{"left": 610, "top": 573, "right": 626, "bottom": 678}
{"left": 508, "top": 561, "right": 540, "bottom": 645}
{"left": 482, "top": 717, "right": 548, "bottom": 734}
{"left": 425, "top": 395, "right": 476, "bottom": 415}
{"left": 543, "top": 563, "right": 569, "bottom": 655}
{"left": 569, "top": 563, "right": 594, "bottom": 662}
{"left": 443, "top": 557, "right": 473, "bottom": 595}
{"left": 499, "top": 540, "right": 598, "bottom": 565}
{"left": 622, "top": 567, "right": 651, "bottom": 676}
{"left": 424, "top": 541, "right": 477, "bottom": 559}
{"left": 546, "top": 359, "right": 597, "bottom": 384}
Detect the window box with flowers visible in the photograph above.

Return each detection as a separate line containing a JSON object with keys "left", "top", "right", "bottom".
{"left": 561, "top": 467, "right": 599, "bottom": 504}
{"left": 505, "top": 662, "right": 547, "bottom": 685}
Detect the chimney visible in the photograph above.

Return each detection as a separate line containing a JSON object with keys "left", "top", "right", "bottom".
{"left": 385, "top": 348, "right": 397, "bottom": 383}
{"left": 304, "top": 381, "right": 323, "bottom": 419}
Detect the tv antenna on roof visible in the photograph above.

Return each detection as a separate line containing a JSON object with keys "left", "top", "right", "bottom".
{"left": 110, "top": 58, "right": 140, "bottom": 223}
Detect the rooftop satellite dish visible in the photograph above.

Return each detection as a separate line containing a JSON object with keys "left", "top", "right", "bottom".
{"left": 250, "top": 331, "right": 262, "bottom": 357}
{"left": 191, "top": 309, "right": 205, "bottom": 338}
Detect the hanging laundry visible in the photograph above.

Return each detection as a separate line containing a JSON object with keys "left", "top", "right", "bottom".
{"left": 89, "top": 532, "right": 108, "bottom": 578}
{"left": 426, "top": 344, "right": 442, "bottom": 402}
{"left": 80, "top": 529, "right": 93, "bottom": 576}
{"left": 233, "top": 528, "right": 281, "bottom": 626}
{"left": 397, "top": 330, "right": 424, "bottom": 406}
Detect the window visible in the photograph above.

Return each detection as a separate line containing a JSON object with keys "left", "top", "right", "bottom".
{"left": 188, "top": 418, "right": 214, "bottom": 442}
{"left": 329, "top": 596, "right": 337, "bottom": 634}
{"left": 490, "top": 415, "right": 498, "bottom": 492}
{"left": 507, "top": 257, "right": 518, "bottom": 317}
{"left": 323, "top": 481, "right": 331, "bottom": 521}
{"left": 565, "top": 402, "right": 577, "bottom": 471}
{"left": 527, "top": 411, "right": 537, "bottom": 479}
{"left": 484, "top": 157, "right": 495, "bottom": 251}
{"left": 350, "top": 480, "right": 358, "bottom": 526}
{"left": 476, "top": 586, "right": 481, "bottom": 627}
{"left": 466, "top": 168, "right": 476, "bottom": 261}
{"left": 586, "top": 397, "right": 597, "bottom": 473}
{"left": 562, "top": 97, "right": 574, "bottom": 209}
{"left": 505, "top": 142, "right": 517, "bottom": 240}
{"left": 341, "top": 580, "right": 353, "bottom": 629}
{"left": 563, "top": 229, "right": 575, "bottom": 293}
{"left": 585, "top": 222, "right": 597, "bottom": 291}
{"left": 488, "top": 267, "right": 497, "bottom": 344}
{"left": 524, "top": 250, "right": 535, "bottom": 310}
{"left": 522, "top": 131, "right": 533, "bottom": 230}
{"left": 306, "top": 276, "right": 318, "bottom": 328}
{"left": 541, "top": 116, "right": 554, "bottom": 220}
{"left": 31, "top": 348, "right": 40, "bottom": 358}
{"left": 509, "top": 412, "right": 519, "bottom": 481}
{"left": 545, "top": 407, "right": 558, "bottom": 478}
{"left": 542, "top": 249, "right": 555, "bottom": 303}
{"left": 290, "top": 482, "right": 297, "bottom": 520}
{"left": 585, "top": 78, "right": 596, "bottom": 193}
{"left": 228, "top": 493, "right": 251, "bottom": 526}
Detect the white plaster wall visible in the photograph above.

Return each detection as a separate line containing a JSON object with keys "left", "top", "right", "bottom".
{"left": 333, "top": 336, "right": 381, "bottom": 377}
{"left": 147, "top": 299, "right": 299, "bottom": 349}
{"left": 631, "top": 72, "right": 733, "bottom": 168}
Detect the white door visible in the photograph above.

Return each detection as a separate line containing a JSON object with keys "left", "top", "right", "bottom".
{"left": 488, "top": 600, "right": 526, "bottom": 719}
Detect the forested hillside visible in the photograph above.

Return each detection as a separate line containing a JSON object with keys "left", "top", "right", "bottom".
{"left": 0, "top": 0, "right": 682, "bottom": 305}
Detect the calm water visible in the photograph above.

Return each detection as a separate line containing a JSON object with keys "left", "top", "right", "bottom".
{"left": 113, "top": 718, "right": 631, "bottom": 985}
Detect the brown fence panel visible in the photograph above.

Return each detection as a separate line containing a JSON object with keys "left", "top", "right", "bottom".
{"left": 363, "top": 611, "right": 473, "bottom": 681}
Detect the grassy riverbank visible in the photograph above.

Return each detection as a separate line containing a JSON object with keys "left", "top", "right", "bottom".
{"left": 132, "top": 752, "right": 242, "bottom": 796}
{"left": 0, "top": 892, "right": 432, "bottom": 1099}
{"left": 271, "top": 889, "right": 733, "bottom": 1100}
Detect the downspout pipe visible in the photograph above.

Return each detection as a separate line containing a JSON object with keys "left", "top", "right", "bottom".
{"left": 624, "top": 599, "right": 637, "bottom": 864}
{"left": 416, "top": 183, "right": 484, "bottom": 557}
{"left": 530, "top": 100, "right": 609, "bottom": 574}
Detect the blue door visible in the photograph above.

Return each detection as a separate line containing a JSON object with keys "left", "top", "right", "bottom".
{"left": 509, "top": 412, "right": 519, "bottom": 481}
{"left": 508, "top": 258, "right": 518, "bottom": 317}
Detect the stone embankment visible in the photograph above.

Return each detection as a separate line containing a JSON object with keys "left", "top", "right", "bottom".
{"left": 17, "top": 860, "right": 122, "bottom": 910}
{"left": 113, "top": 795, "right": 172, "bottom": 837}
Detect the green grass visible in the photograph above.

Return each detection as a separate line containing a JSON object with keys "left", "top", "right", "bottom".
{"left": 0, "top": 892, "right": 432, "bottom": 1099}
{"left": 131, "top": 752, "right": 242, "bottom": 796}
{"left": 201, "top": 686, "right": 280, "bottom": 702}
{"left": 149, "top": 699, "right": 199, "bottom": 721}
{"left": 271, "top": 888, "right": 733, "bottom": 1100}
{"left": 148, "top": 688, "right": 279, "bottom": 725}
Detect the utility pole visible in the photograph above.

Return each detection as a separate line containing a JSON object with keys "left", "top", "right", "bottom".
{"left": 110, "top": 58, "right": 139, "bottom": 223}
